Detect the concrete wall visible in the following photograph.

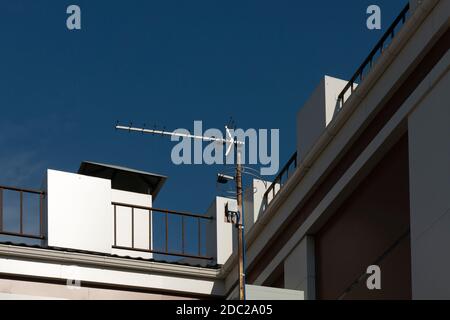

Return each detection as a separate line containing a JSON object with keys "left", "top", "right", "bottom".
{"left": 284, "top": 236, "right": 315, "bottom": 299}
{"left": 227, "top": 284, "right": 304, "bottom": 300}
{"left": 0, "top": 245, "right": 224, "bottom": 297}
{"left": 0, "top": 278, "right": 195, "bottom": 300}
{"left": 246, "top": 285, "right": 304, "bottom": 300}
{"left": 46, "top": 169, "right": 112, "bottom": 253}
{"left": 46, "top": 169, "right": 154, "bottom": 259}
{"left": 315, "top": 135, "right": 411, "bottom": 299}
{"left": 408, "top": 68, "right": 450, "bottom": 299}
{"left": 296, "top": 75, "right": 350, "bottom": 161}
{"left": 205, "top": 197, "right": 237, "bottom": 265}
{"left": 243, "top": 179, "right": 271, "bottom": 234}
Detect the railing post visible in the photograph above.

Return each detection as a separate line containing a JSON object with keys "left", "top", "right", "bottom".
{"left": 39, "top": 193, "right": 44, "bottom": 238}
{"left": 131, "top": 207, "right": 134, "bottom": 249}
{"left": 198, "top": 218, "right": 201, "bottom": 257}
{"left": 113, "top": 204, "right": 117, "bottom": 246}
{"left": 149, "top": 209, "right": 152, "bottom": 251}
{"left": 272, "top": 184, "right": 275, "bottom": 200}
{"left": 0, "top": 188, "right": 3, "bottom": 232}
{"left": 165, "top": 211, "right": 169, "bottom": 253}
{"left": 20, "top": 191, "right": 23, "bottom": 234}
{"left": 181, "top": 216, "right": 185, "bottom": 254}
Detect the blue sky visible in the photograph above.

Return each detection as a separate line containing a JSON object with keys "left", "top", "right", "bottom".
{"left": 0, "top": 0, "right": 407, "bottom": 217}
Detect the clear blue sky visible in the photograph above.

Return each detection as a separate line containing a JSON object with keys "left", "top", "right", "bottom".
{"left": 0, "top": 0, "right": 407, "bottom": 215}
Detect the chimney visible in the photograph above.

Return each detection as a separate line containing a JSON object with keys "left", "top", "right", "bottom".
{"left": 296, "top": 75, "right": 351, "bottom": 162}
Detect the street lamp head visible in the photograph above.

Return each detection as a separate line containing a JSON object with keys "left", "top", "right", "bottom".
{"left": 217, "top": 173, "right": 235, "bottom": 184}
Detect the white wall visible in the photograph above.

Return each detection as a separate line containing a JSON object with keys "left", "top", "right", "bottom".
{"left": 0, "top": 256, "right": 224, "bottom": 297}
{"left": 284, "top": 236, "right": 315, "bottom": 299}
{"left": 246, "top": 285, "right": 304, "bottom": 300}
{"left": 205, "top": 197, "right": 237, "bottom": 265}
{"left": 46, "top": 169, "right": 112, "bottom": 254}
{"left": 227, "top": 285, "right": 304, "bottom": 300}
{"left": 408, "top": 68, "right": 450, "bottom": 299}
{"left": 243, "top": 179, "right": 271, "bottom": 234}
{"left": 296, "top": 75, "right": 350, "bottom": 161}
{"left": 46, "top": 169, "right": 155, "bottom": 259}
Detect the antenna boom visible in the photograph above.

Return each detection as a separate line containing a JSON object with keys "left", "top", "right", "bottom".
{"left": 116, "top": 124, "right": 244, "bottom": 145}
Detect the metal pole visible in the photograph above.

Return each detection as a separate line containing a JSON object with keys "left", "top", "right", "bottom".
{"left": 236, "top": 147, "right": 245, "bottom": 300}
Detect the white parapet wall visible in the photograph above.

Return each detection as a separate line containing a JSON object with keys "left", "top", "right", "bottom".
{"left": 205, "top": 197, "right": 237, "bottom": 265}
{"left": 45, "top": 169, "right": 153, "bottom": 259}
{"left": 284, "top": 235, "right": 315, "bottom": 300}
{"left": 296, "top": 75, "right": 351, "bottom": 162}
{"left": 46, "top": 169, "right": 112, "bottom": 254}
{"left": 243, "top": 179, "right": 271, "bottom": 234}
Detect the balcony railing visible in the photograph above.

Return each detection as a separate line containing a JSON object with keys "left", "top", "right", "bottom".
{"left": 112, "top": 202, "right": 214, "bottom": 261}
{"left": 337, "top": 3, "right": 410, "bottom": 108}
{"left": 0, "top": 185, "right": 46, "bottom": 240}
{"left": 263, "top": 152, "right": 297, "bottom": 209}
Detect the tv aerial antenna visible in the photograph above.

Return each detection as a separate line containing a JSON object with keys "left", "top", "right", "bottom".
{"left": 115, "top": 120, "right": 247, "bottom": 300}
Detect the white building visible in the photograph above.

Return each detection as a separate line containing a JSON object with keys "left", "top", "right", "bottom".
{"left": 0, "top": 0, "right": 449, "bottom": 299}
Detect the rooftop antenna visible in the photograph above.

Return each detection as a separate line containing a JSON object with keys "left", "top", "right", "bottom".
{"left": 115, "top": 121, "right": 247, "bottom": 300}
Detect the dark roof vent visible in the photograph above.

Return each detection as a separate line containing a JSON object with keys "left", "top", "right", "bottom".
{"left": 78, "top": 161, "right": 167, "bottom": 199}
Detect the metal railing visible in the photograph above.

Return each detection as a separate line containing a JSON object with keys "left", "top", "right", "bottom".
{"left": 263, "top": 152, "right": 297, "bottom": 209}
{"left": 337, "top": 3, "right": 410, "bottom": 108}
{"left": 112, "top": 202, "right": 214, "bottom": 261}
{"left": 0, "top": 185, "right": 46, "bottom": 240}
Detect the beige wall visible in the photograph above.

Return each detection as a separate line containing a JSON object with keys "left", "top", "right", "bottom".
{"left": 408, "top": 65, "right": 450, "bottom": 299}
{"left": 284, "top": 236, "right": 315, "bottom": 299}
{"left": 315, "top": 135, "right": 411, "bottom": 300}
{"left": 0, "top": 278, "right": 196, "bottom": 300}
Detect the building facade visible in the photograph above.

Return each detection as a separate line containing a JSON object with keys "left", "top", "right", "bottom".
{"left": 0, "top": 0, "right": 449, "bottom": 300}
